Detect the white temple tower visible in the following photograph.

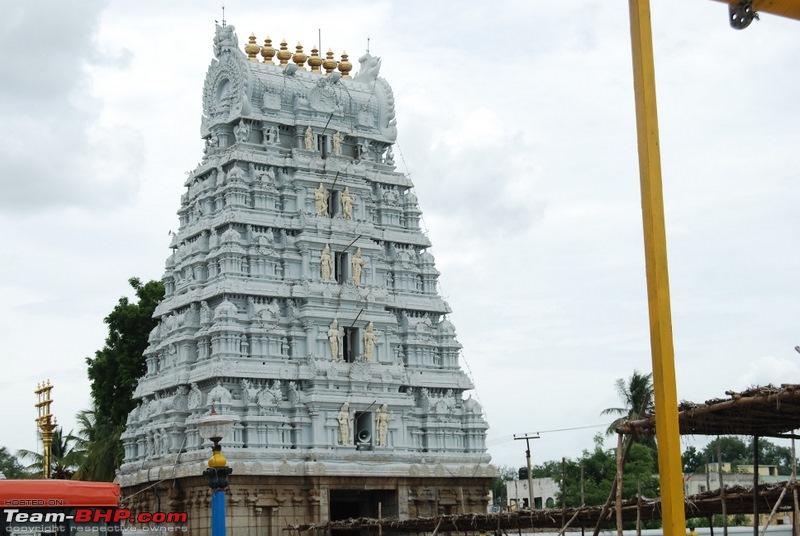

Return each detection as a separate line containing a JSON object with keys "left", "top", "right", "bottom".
{"left": 117, "top": 25, "right": 494, "bottom": 534}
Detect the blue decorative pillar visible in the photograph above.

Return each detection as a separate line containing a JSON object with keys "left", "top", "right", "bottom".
{"left": 204, "top": 445, "right": 233, "bottom": 536}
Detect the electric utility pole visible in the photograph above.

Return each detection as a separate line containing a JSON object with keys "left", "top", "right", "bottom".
{"left": 513, "top": 434, "right": 540, "bottom": 509}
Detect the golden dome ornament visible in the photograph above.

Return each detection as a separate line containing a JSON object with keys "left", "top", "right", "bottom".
{"left": 261, "top": 36, "right": 276, "bottom": 64}
{"left": 277, "top": 39, "right": 292, "bottom": 67}
{"left": 245, "top": 33, "right": 261, "bottom": 61}
{"left": 292, "top": 42, "right": 308, "bottom": 71}
{"left": 308, "top": 45, "right": 323, "bottom": 74}
{"left": 338, "top": 51, "right": 352, "bottom": 78}
{"left": 323, "top": 48, "right": 338, "bottom": 75}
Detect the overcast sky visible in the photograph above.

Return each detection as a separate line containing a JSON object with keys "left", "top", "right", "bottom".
{"left": 1, "top": 0, "right": 798, "bottom": 471}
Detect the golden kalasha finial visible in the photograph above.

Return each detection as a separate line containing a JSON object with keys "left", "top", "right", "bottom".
{"left": 245, "top": 33, "right": 261, "bottom": 61}
{"left": 261, "top": 36, "right": 276, "bottom": 64}
{"left": 277, "top": 39, "right": 292, "bottom": 67}
{"left": 338, "top": 51, "right": 352, "bottom": 78}
{"left": 308, "top": 45, "right": 322, "bottom": 74}
{"left": 323, "top": 48, "right": 338, "bottom": 75}
{"left": 292, "top": 42, "right": 308, "bottom": 70}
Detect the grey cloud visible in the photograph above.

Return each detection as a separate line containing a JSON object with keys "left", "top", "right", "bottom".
{"left": 0, "top": 0, "right": 143, "bottom": 212}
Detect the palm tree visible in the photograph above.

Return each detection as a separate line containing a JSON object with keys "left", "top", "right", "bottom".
{"left": 601, "top": 370, "right": 655, "bottom": 437}
{"left": 17, "top": 427, "right": 85, "bottom": 479}
{"left": 72, "top": 408, "right": 121, "bottom": 482}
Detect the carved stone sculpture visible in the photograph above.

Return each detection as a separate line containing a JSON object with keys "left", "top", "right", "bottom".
{"left": 304, "top": 126, "right": 314, "bottom": 151}
{"left": 363, "top": 321, "right": 376, "bottom": 363}
{"left": 320, "top": 244, "right": 333, "bottom": 281}
{"left": 314, "top": 183, "right": 327, "bottom": 215}
{"left": 353, "top": 53, "right": 382, "bottom": 83}
{"left": 332, "top": 131, "right": 343, "bottom": 155}
{"left": 337, "top": 402, "right": 351, "bottom": 445}
{"left": 341, "top": 187, "right": 354, "bottom": 220}
{"left": 234, "top": 120, "right": 250, "bottom": 143}
{"left": 188, "top": 383, "right": 203, "bottom": 410}
{"left": 376, "top": 403, "right": 390, "bottom": 446}
{"left": 213, "top": 24, "right": 239, "bottom": 58}
{"left": 351, "top": 248, "right": 366, "bottom": 285}
{"left": 328, "top": 319, "right": 340, "bottom": 359}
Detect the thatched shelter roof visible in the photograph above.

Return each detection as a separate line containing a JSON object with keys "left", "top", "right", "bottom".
{"left": 616, "top": 384, "right": 800, "bottom": 438}
{"left": 284, "top": 482, "right": 797, "bottom": 533}
{"left": 283, "top": 385, "right": 800, "bottom": 534}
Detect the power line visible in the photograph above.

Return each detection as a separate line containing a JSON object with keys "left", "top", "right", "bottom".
{"left": 486, "top": 422, "right": 610, "bottom": 446}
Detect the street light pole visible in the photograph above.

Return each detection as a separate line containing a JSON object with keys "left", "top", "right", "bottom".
{"left": 514, "top": 434, "right": 539, "bottom": 510}
{"left": 198, "top": 409, "right": 234, "bottom": 536}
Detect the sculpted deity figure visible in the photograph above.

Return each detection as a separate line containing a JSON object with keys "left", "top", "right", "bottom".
{"left": 207, "top": 380, "right": 232, "bottom": 407}
{"left": 227, "top": 166, "right": 245, "bottom": 183}
{"left": 204, "top": 135, "right": 218, "bottom": 158}
{"left": 188, "top": 383, "right": 203, "bottom": 410}
{"left": 314, "top": 183, "right": 327, "bottom": 215}
{"left": 328, "top": 319, "right": 340, "bottom": 359}
{"left": 337, "top": 402, "right": 351, "bottom": 445}
{"left": 351, "top": 248, "right": 366, "bottom": 285}
{"left": 234, "top": 120, "right": 250, "bottom": 143}
{"left": 363, "top": 321, "right": 376, "bottom": 363}
{"left": 384, "top": 146, "right": 395, "bottom": 166}
{"left": 304, "top": 126, "right": 314, "bottom": 151}
{"left": 341, "top": 187, "right": 354, "bottom": 220}
{"left": 332, "top": 131, "right": 343, "bottom": 156}
{"left": 357, "top": 139, "right": 372, "bottom": 161}
{"left": 200, "top": 301, "right": 212, "bottom": 325}
{"left": 376, "top": 404, "right": 390, "bottom": 446}
{"left": 241, "top": 378, "right": 260, "bottom": 404}
{"left": 320, "top": 244, "right": 333, "bottom": 281}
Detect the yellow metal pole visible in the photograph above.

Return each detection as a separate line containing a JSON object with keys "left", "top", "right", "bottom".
{"left": 627, "top": 3, "right": 686, "bottom": 536}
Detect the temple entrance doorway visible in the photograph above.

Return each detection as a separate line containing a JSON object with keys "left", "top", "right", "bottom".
{"left": 330, "top": 489, "right": 398, "bottom": 535}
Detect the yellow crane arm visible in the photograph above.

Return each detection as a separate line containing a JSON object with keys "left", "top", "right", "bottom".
{"left": 711, "top": 0, "right": 800, "bottom": 28}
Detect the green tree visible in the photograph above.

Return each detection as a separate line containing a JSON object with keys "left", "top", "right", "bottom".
{"left": 17, "top": 428, "right": 85, "bottom": 479}
{"left": 556, "top": 434, "right": 658, "bottom": 508}
{"left": 72, "top": 409, "right": 121, "bottom": 482}
{"left": 682, "top": 446, "right": 705, "bottom": 473}
{"left": 532, "top": 459, "right": 564, "bottom": 479}
{"left": 601, "top": 370, "right": 657, "bottom": 454}
{"left": 83, "top": 277, "right": 164, "bottom": 480}
{"left": 601, "top": 371, "right": 654, "bottom": 434}
{"left": 701, "top": 437, "right": 749, "bottom": 470}
{"left": 749, "top": 438, "right": 795, "bottom": 475}
{"left": 489, "top": 465, "right": 517, "bottom": 506}
{"left": 0, "top": 446, "right": 30, "bottom": 479}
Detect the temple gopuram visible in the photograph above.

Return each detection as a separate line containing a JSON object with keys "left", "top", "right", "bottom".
{"left": 117, "top": 23, "right": 494, "bottom": 535}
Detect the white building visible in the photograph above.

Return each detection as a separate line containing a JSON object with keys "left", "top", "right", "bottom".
{"left": 506, "top": 477, "right": 560, "bottom": 509}
{"left": 684, "top": 463, "right": 785, "bottom": 496}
